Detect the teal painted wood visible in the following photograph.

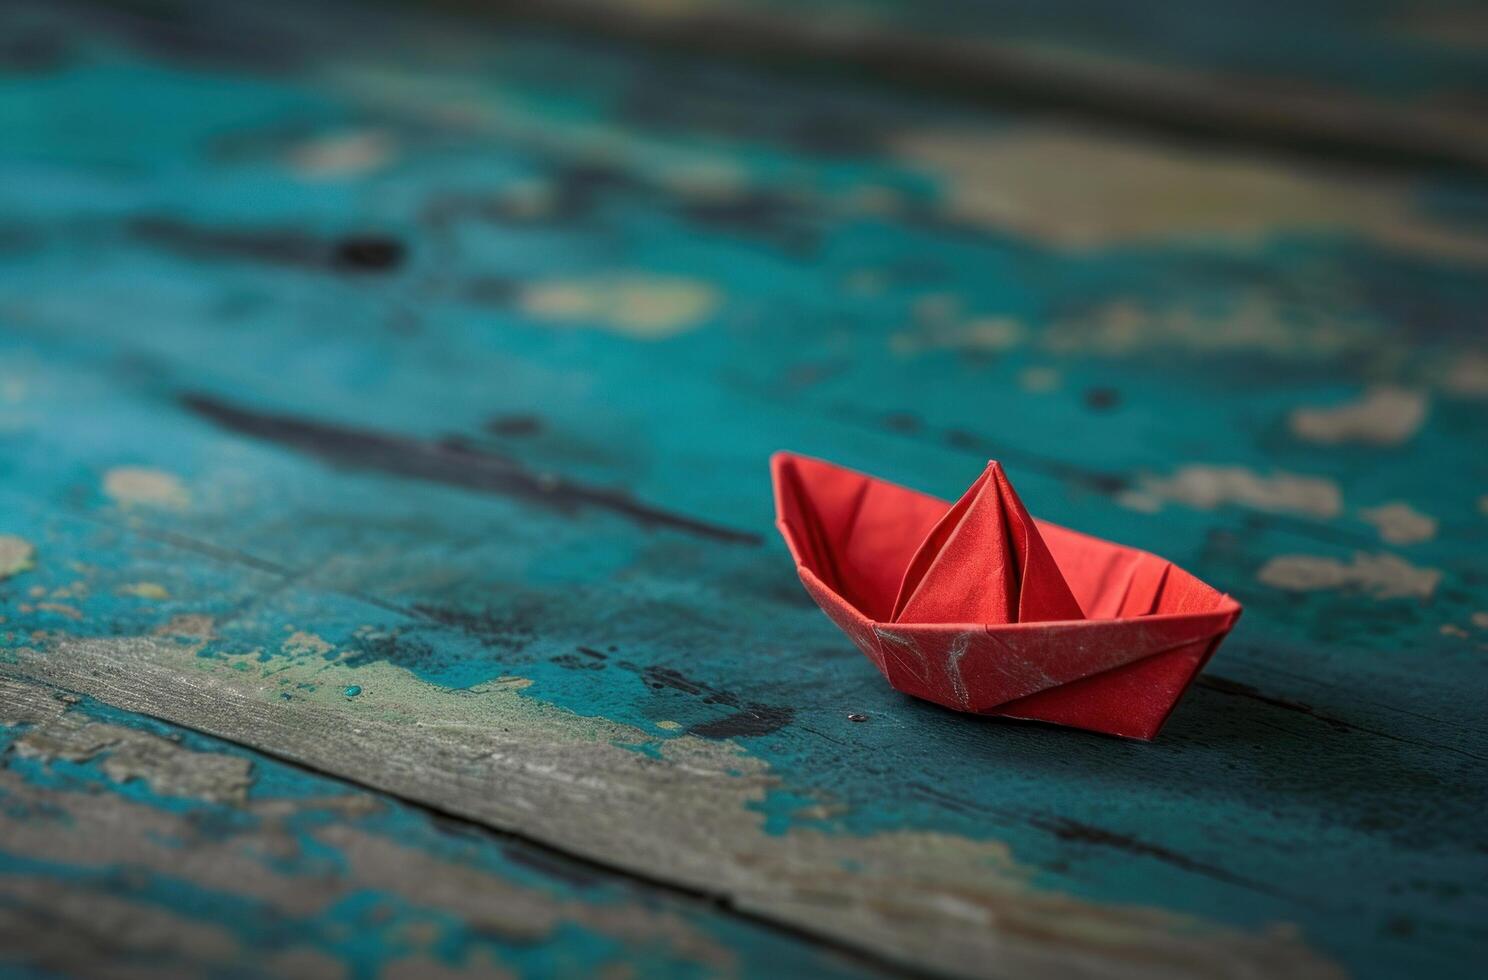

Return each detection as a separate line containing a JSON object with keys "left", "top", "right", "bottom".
{"left": 0, "top": 0, "right": 1486, "bottom": 977}
{"left": 0, "top": 677, "right": 876, "bottom": 979}
{"left": 430, "top": 0, "right": 1488, "bottom": 172}
{"left": 587, "top": 0, "right": 1488, "bottom": 99}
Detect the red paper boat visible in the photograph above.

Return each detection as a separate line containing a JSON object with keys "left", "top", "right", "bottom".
{"left": 771, "top": 452, "right": 1241, "bottom": 739}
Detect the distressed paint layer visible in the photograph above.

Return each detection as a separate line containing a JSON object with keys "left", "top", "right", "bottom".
{"left": 1358, "top": 503, "right": 1437, "bottom": 545}
{"left": 1124, "top": 466, "right": 1342, "bottom": 519}
{"left": 1289, "top": 387, "right": 1428, "bottom": 446}
{"left": 0, "top": 535, "right": 35, "bottom": 579}
{"left": 103, "top": 466, "right": 190, "bottom": 510}
{"left": 0, "top": 678, "right": 869, "bottom": 979}
{"left": 893, "top": 127, "right": 1488, "bottom": 260}
{"left": 518, "top": 276, "right": 720, "bottom": 338}
{"left": 1256, "top": 552, "right": 1441, "bottom": 600}
{"left": 2, "top": 635, "right": 1340, "bottom": 979}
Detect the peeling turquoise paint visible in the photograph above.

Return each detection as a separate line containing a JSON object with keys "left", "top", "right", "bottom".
{"left": 0, "top": 692, "right": 874, "bottom": 978}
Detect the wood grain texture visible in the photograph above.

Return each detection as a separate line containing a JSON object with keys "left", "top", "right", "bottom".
{"left": 0, "top": 0, "right": 1485, "bottom": 977}
{"left": 0, "top": 676, "right": 881, "bottom": 979}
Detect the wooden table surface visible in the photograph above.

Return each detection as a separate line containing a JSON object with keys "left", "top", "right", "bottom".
{"left": 1, "top": 1, "right": 1485, "bottom": 977}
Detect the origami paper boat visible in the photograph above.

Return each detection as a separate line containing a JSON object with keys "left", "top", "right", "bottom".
{"left": 771, "top": 452, "right": 1241, "bottom": 739}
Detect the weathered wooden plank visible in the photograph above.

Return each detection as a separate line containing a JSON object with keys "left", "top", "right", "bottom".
{"left": 0, "top": 1, "right": 1485, "bottom": 978}
{"left": 0, "top": 675, "right": 884, "bottom": 979}
{"left": 443, "top": 0, "right": 1488, "bottom": 173}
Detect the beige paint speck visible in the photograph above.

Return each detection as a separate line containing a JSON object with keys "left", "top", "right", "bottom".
{"left": 519, "top": 275, "right": 719, "bottom": 339}
{"left": 892, "top": 124, "right": 1488, "bottom": 263}
{"left": 119, "top": 582, "right": 170, "bottom": 600}
{"left": 655, "top": 720, "right": 682, "bottom": 731}
{"left": 1258, "top": 551, "right": 1440, "bottom": 600}
{"left": 36, "top": 603, "right": 82, "bottom": 621}
{"left": 287, "top": 128, "right": 395, "bottom": 178}
{"left": 104, "top": 467, "right": 189, "bottom": 510}
{"left": 1043, "top": 294, "right": 1356, "bottom": 359}
{"left": 1018, "top": 366, "right": 1061, "bottom": 393}
{"left": 283, "top": 631, "right": 334, "bottom": 657}
{"left": 476, "top": 675, "right": 534, "bottom": 692}
{"left": 1441, "top": 624, "right": 1470, "bottom": 638}
{"left": 498, "top": 179, "right": 558, "bottom": 219}
{"left": 152, "top": 614, "right": 215, "bottom": 640}
{"left": 656, "top": 159, "right": 748, "bottom": 201}
{"left": 1136, "top": 465, "right": 1342, "bottom": 518}
{"left": 1358, "top": 502, "right": 1437, "bottom": 544}
{"left": 1472, "top": 612, "right": 1488, "bottom": 630}
{"left": 894, "top": 315, "right": 1026, "bottom": 356}
{"left": 1289, "top": 387, "right": 1427, "bottom": 446}
{"left": 1441, "top": 352, "right": 1488, "bottom": 398}
{"left": 0, "top": 535, "right": 35, "bottom": 580}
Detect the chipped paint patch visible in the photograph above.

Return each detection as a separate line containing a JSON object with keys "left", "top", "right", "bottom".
{"left": 1358, "top": 503, "right": 1437, "bottom": 544}
{"left": 655, "top": 158, "right": 749, "bottom": 201}
{"left": 0, "top": 535, "right": 35, "bottom": 580}
{"left": 286, "top": 128, "right": 396, "bottom": 178}
{"left": 103, "top": 466, "right": 189, "bottom": 510}
{"left": 10, "top": 710, "right": 252, "bottom": 804}
{"left": 1043, "top": 295, "right": 1357, "bottom": 359}
{"left": 1289, "top": 387, "right": 1427, "bottom": 446}
{"left": 892, "top": 125, "right": 1488, "bottom": 262}
{"left": 1257, "top": 552, "right": 1440, "bottom": 600}
{"left": 34, "top": 603, "right": 82, "bottom": 621}
{"left": 1474, "top": 612, "right": 1488, "bottom": 630}
{"left": 152, "top": 614, "right": 216, "bottom": 640}
{"left": 478, "top": 675, "right": 534, "bottom": 692}
{"left": 497, "top": 178, "right": 559, "bottom": 219}
{"left": 518, "top": 275, "right": 719, "bottom": 339}
{"left": 119, "top": 582, "right": 170, "bottom": 600}
{"left": 654, "top": 719, "right": 681, "bottom": 731}
{"left": 1126, "top": 465, "right": 1342, "bottom": 518}
{"left": 283, "top": 630, "right": 334, "bottom": 657}
{"left": 1018, "top": 366, "right": 1061, "bottom": 392}
{"left": 1440, "top": 351, "right": 1488, "bottom": 398}
{"left": 892, "top": 315, "right": 1026, "bottom": 356}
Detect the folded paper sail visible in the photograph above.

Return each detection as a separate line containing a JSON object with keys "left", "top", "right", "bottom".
{"left": 771, "top": 452, "right": 1241, "bottom": 739}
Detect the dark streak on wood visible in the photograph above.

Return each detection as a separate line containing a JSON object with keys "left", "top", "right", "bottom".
{"left": 485, "top": 414, "right": 546, "bottom": 437}
{"left": 48, "top": 0, "right": 305, "bottom": 70}
{"left": 1197, "top": 675, "right": 1355, "bottom": 733}
{"left": 613, "top": 660, "right": 797, "bottom": 738}
{"left": 500, "top": 844, "right": 608, "bottom": 890}
{"left": 424, "top": 160, "right": 823, "bottom": 252}
{"left": 0, "top": 32, "right": 66, "bottom": 73}
{"left": 130, "top": 219, "right": 405, "bottom": 274}
{"left": 860, "top": 409, "right": 1130, "bottom": 496}
{"left": 180, "top": 393, "right": 763, "bottom": 545}
{"left": 688, "top": 705, "right": 795, "bottom": 739}
{"left": 1197, "top": 676, "right": 1488, "bottom": 764}
{"left": 1030, "top": 816, "right": 1290, "bottom": 899}
{"left": 408, "top": 603, "right": 536, "bottom": 650}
